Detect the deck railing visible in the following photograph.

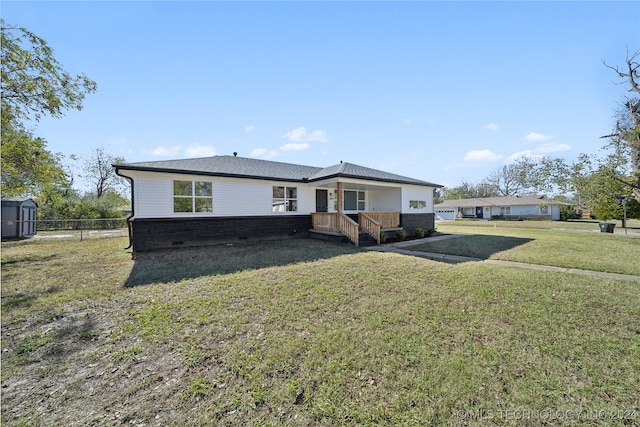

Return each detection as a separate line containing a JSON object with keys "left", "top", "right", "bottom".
{"left": 311, "top": 212, "right": 338, "bottom": 232}
{"left": 312, "top": 211, "right": 401, "bottom": 246}
{"left": 358, "top": 213, "right": 380, "bottom": 244}
{"left": 311, "top": 212, "right": 360, "bottom": 246}
{"left": 360, "top": 211, "right": 400, "bottom": 228}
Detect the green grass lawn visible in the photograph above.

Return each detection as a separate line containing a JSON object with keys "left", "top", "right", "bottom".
{"left": 406, "top": 221, "right": 640, "bottom": 276}
{"left": 1, "top": 236, "right": 639, "bottom": 426}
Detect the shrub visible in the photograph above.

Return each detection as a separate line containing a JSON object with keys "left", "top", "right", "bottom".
{"left": 560, "top": 205, "right": 581, "bottom": 220}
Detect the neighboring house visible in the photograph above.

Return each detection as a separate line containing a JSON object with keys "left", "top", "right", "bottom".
{"left": 1, "top": 198, "right": 37, "bottom": 239}
{"left": 435, "top": 195, "right": 570, "bottom": 221}
{"left": 114, "top": 155, "right": 442, "bottom": 251}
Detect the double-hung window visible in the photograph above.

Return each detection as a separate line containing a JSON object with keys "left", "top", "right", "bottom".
{"left": 173, "top": 180, "right": 213, "bottom": 213}
{"left": 344, "top": 190, "right": 365, "bottom": 211}
{"left": 410, "top": 200, "right": 427, "bottom": 210}
{"left": 273, "top": 186, "right": 297, "bottom": 212}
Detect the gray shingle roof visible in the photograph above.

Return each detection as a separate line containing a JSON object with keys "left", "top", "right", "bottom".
{"left": 115, "top": 156, "right": 442, "bottom": 187}
{"left": 435, "top": 195, "right": 571, "bottom": 208}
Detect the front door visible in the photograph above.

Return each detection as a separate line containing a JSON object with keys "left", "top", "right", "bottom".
{"left": 316, "top": 189, "right": 328, "bottom": 212}
{"left": 475, "top": 206, "right": 483, "bottom": 218}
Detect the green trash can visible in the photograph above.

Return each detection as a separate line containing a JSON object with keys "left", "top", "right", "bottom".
{"left": 599, "top": 222, "right": 615, "bottom": 233}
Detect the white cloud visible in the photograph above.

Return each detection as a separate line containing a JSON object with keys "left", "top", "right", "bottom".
{"left": 524, "top": 132, "right": 552, "bottom": 142}
{"left": 244, "top": 125, "right": 255, "bottom": 132}
{"left": 484, "top": 123, "right": 500, "bottom": 131}
{"left": 505, "top": 143, "right": 571, "bottom": 163}
{"left": 280, "top": 142, "right": 310, "bottom": 151}
{"left": 282, "top": 127, "right": 328, "bottom": 143}
{"left": 251, "top": 148, "right": 278, "bottom": 159}
{"left": 463, "top": 149, "right": 502, "bottom": 163}
{"left": 185, "top": 143, "right": 218, "bottom": 157}
{"left": 152, "top": 145, "right": 182, "bottom": 157}
{"left": 536, "top": 143, "right": 571, "bottom": 153}
{"left": 505, "top": 150, "right": 540, "bottom": 164}
{"left": 403, "top": 118, "right": 412, "bottom": 125}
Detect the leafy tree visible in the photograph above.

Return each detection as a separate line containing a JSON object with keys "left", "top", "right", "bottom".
{"left": 433, "top": 188, "right": 444, "bottom": 204}
{"left": 82, "top": 147, "right": 126, "bottom": 198}
{"left": 484, "top": 157, "right": 540, "bottom": 196}
{"left": 1, "top": 19, "right": 97, "bottom": 127}
{"left": 38, "top": 188, "right": 129, "bottom": 220}
{"left": 37, "top": 184, "right": 82, "bottom": 220}
{"left": 444, "top": 180, "right": 497, "bottom": 200}
{"left": 568, "top": 150, "right": 639, "bottom": 221}
{"left": 0, "top": 126, "right": 66, "bottom": 197}
{"left": 602, "top": 49, "right": 640, "bottom": 202}
{"left": 1, "top": 20, "right": 96, "bottom": 197}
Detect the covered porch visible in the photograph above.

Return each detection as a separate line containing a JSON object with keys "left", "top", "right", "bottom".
{"left": 309, "top": 180, "right": 403, "bottom": 246}
{"left": 308, "top": 178, "right": 435, "bottom": 246}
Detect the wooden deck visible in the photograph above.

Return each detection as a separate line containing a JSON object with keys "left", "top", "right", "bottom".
{"left": 311, "top": 211, "right": 400, "bottom": 247}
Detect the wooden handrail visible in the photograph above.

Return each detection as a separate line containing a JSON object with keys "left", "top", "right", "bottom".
{"left": 311, "top": 211, "right": 400, "bottom": 247}
{"left": 338, "top": 213, "right": 359, "bottom": 246}
{"left": 311, "top": 212, "right": 359, "bottom": 246}
{"left": 358, "top": 213, "right": 381, "bottom": 244}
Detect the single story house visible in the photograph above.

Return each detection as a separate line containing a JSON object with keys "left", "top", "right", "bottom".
{"left": 1, "top": 197, "right": 37, "bottom": 239}
{"left": 114, "top": 155, "right": 442, "bottom": 251}
{"left": 435, "top": 195, "right": 571, "bottom": 221}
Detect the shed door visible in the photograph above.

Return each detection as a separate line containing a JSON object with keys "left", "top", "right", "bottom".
{"left": 1, "top": 206, "right": 19, "bottom": 238}
{"left": 316, "top": 190, "right": 328, "bottom": 212}
{"left": 22, "top": 207, "right": 36, "bottom": 236}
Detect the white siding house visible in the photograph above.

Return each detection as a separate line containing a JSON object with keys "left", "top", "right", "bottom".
{"left": 115, "top": 156, "right": 442, "bottom": 251}
{"left": 435, "top": 195, "right": 570, "bottom": 221}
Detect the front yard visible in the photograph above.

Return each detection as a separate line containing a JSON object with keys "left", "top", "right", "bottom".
{"left": 1, "top": 235, "right": 639, "bottom": 426}
{"left": 407, "top": 221, "right": 640, "bottom": 275}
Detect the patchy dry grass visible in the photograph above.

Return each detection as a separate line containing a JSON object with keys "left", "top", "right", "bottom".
{"left": 2, "top": 237, "right": 639, "bottom": 426}
{"left": 410, "top": 223, "right": 640, "bottom": 275}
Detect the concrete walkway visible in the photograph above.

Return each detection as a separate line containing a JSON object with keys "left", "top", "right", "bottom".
{"left": 365, "top": 234, "right": 640, "bottom": 282}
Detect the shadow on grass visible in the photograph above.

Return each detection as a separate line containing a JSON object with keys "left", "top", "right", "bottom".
{"left": 124, "top": 238, "right": 361, "bottom": 287}
{"left": 405, "top": 234, "right": 534, "bottom": 260}
{"left": 1, "top": 285, "right": 61, "bottom": 311}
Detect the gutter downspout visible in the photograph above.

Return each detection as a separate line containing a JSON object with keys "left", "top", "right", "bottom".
{"left": 115, "top": 167, "right": 134, "bottom": 250}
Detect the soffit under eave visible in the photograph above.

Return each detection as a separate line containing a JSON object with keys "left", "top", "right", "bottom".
{"left": 307, "top": 177, "right": 406, "bottom": 191}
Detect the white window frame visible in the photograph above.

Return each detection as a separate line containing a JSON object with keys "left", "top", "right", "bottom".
{"left": 343, "top": 190, "right": 366, "bottom": 211}
{"left": 272, "top": 186, "right": 298, "bottom": 212}
{"left": 173, "top": 180, "right": 213, "bottom": 214}
{"left": 409, "top": 200, "right": 427, "bottom": 210}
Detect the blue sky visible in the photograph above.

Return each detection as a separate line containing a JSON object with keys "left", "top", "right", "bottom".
{"left": 3, "top": 1, "right": 639, "bottom": 192}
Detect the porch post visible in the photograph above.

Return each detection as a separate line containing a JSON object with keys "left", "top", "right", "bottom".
{"left": 337, "top": 181, "right": 343, "bottom": 214}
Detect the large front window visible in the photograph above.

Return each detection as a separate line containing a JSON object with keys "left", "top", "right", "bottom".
{"left": 174, "top": 180, "right": 213, "bottom": 213}
{"left": 344, "top": 190, "right": 365, "bottom": 211}
{"left": 273, "top": 186, "right": 297, "bottom": 212}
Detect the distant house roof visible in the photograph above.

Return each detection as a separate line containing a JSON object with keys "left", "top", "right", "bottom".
{"left": 114, "top": 155, "right": 442, "bottom": 187}
{"left": 435, "top": 195, "right": 571, "bottom": 208}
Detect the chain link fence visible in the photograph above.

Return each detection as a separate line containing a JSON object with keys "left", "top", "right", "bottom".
{"left": 2, "top": 218, "right": 129, "bottom": 241}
